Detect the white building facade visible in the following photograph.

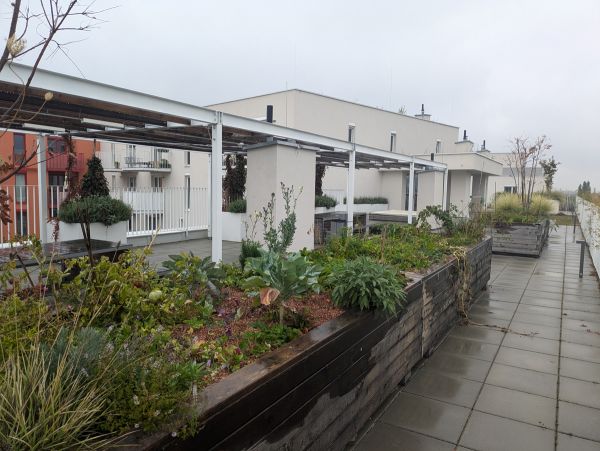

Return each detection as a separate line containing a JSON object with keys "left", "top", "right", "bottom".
{"left": 99, "top": 142, "right": 210, "bottom": 242}
{"left": 208, "top": 90, "right": 503, "bottom": 216}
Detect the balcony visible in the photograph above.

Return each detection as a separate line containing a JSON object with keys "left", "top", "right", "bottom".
{"left": 120, "top": 148, "right": 172, "bottom": 172}
{"left": 46, "top": 152, "right": 85, "bottom": 172}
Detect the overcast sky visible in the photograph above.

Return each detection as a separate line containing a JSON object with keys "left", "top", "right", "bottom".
{"left": 4, "top": 0, "right": 599, "bottom": 190}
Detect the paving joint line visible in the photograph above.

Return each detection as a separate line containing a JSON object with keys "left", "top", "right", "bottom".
{"left": 554, "top": 226, "right": 570, "bottom": 449}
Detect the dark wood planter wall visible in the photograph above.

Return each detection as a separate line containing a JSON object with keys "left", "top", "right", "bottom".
{"left": 133, "top": 237, "right": 492, "bottom": 451}
{"left": 490, "top": 219, "right": 550, "bottom": 257}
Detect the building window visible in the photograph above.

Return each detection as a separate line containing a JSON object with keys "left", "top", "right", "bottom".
{"left": 504, "top": 186, "right": 517, "bottom": 194}
{"left": 13, "top": 133, "right": 25, "bottom": 164}
{"left": 15, "top": 211, "right": 27, "bottom": 236}
{"left": 128, "top": 176, "right": 136, "bottom": 190}
{"left": 185, "top": 151, "right": 191, "bottom": 166}
{"left": 14, "top": 174, "right": 26, "bottom": 203}
{"left": 126, "top": 144, "right": 136, "bottom": 166}
{"left": 111, "top": 175, "right": 116, "bottom": 190}
{"left": 435, "top": 140, "right": 442, "bottom": 153}
{"left": 47, "top": 137, "right": 66, "bottom": 153}
{"left": 185, "top": 175, "right": 191, "bottom": 209}
{"left": 48, "top": 172, "right": 65, "bottom": 217}
{"left": 390, "top": 132, "right": 397, "bottom": 152}
{"left": 152, "top": 176, "right": 163, "bottom": 190}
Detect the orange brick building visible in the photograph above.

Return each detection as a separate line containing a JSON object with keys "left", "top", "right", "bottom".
{"left": 0, "top": 131, "right": 96, "bottom": 240}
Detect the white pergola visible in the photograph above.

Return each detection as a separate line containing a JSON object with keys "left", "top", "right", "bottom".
{"left": 0, "top": 63, "right": 447, "bottom": 262}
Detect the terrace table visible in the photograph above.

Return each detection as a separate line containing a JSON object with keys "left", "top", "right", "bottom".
{"left": 0, "top": 239, "right": 132, "bottom": 267}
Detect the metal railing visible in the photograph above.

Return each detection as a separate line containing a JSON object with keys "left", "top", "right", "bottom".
{"left": 576, "top": 196, "right": 600, "bottom": 274}
{"left": 111, "top": 187, "right": 209, "bottom": 236}
{"left": 0, "top": 185, "right": 209, "bottom": 246}
{"left": 0, "top": 185, "right": 40, "bottom": 247}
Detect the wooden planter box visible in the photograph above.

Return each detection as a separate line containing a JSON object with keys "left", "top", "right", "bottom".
{"left": 124, "top": 238, "right": 492, "bottom": 451}
{"left": 490, "top": 220, "right": 550, "bottom": 257}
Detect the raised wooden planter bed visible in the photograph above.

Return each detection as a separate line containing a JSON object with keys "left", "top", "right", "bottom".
{"left": 126, "top": 238, "right": 492, "bottom": 451}
{"left": 490, "top": 220, "right": 550, "bottom": 257}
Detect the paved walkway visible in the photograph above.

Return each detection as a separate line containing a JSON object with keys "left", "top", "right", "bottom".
{"left": 355, "top": 226, "right": 600, "bottom": 451}
{"left": 136, "top": 239, "right": 241, "bottom": 267}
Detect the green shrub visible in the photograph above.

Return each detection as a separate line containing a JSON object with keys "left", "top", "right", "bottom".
{"left": 59, "top": 196, "right": 132, "bottom": 226}
{"left": 530, "top": 194, "right": 554, "bottom": 217}
{"left": 494, "top": 193, "right": 522, "bottom": 215}
{"left": 80, "top": 155, "right": 110, "bottom": 198}
{"left": 315, "top": 195, "right": 337, "bottom": 208}
{"left": 162, "top": 252, "right": 225, "bottom": 301}
{"left": 227, "top": 198, "right": 247, "bottom": 213}
{"left": 328, "top": 257, "right": 406, "bottom": 314}
{"left": 239, "top": 239, "right": 261, "bottom": 267}
{"left": 343, "top": 196, "right": 389, "bottom": 204}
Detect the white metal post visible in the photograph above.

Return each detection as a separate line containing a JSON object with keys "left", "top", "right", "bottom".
{"left": 346, "top": 124, "right": 356, "bottom": 233}
{"left": 442, "top": 168, "right": 449, "bottom": 211}
{"left": 211, "top": 112, "right": 223, "bottom": 263}
{"left": 407, "top": 159, "right": 415, "bottom": 224}
{"left": 207, "top": 153, "right": 212, "bottom": 238}
{"left": 37, "top": 134, "right": 48, "bottom": 243}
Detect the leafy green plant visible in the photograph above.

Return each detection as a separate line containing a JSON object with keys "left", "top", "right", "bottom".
{"left": 227, "top": 198, "right": 247, "bottom": 213}
{"left": 58, "top": 195, "right": 132, "bottom": 226}
{"left": 260, "top": 183, "right": 301, "bottom": 254}
{"left": 0, "top": 328, "right": 114, "bottom": 450}
{"left": 328, "top": 257, "right": 406, "bottom": 314}
{"left": 240, "top": 322, "right": 301, "bottom": 356}
{"left": 315, "top": 195, "right": 337, "bottom": 208}
{"left": 243, "top": 251, "right": 321, "bottom": 325}
{"left": 239, "top": 239, "right": 261, "bottom": 268}
{"left": 162, "top": 252, "right": 225, "bottom": 301}
{"left": 417, "top": 205, "right": 457, "bottom": 233}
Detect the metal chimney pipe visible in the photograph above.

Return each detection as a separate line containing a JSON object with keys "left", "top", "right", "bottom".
{"left": 463, "top": 130, "right": 468, "bottom": 141}
{"left": 266, "top": 105, "right": 273, "bottom": 123}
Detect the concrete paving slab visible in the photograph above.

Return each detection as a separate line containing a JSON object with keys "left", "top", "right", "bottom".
{"left": 560, "top": 357, "right": 600, "bottom": 384}
{"left": 460, "top": 411, "right": 555, "bottom": 451}
{"left": 474, "top": 384, "right": 556, "bottom": 429}
{"left": 403, "top": 369, "right": 483, "bottom": 408}
{"left": 486, "top": 363, "right": 558, "bottom": 398}
{"left": 425, "top": 352, "right": 493, "bottom": 382}
{"left": 557, "top": 401, "right": 600, "bottom": 442}
{"left": 502, "top": 333, "right": 560, "bottom": 356}
{"left": 379, "top": 393, "right": 470, "bottom": 443}
{"left": 495, "top": 347, "right": 559, "bottom": 374}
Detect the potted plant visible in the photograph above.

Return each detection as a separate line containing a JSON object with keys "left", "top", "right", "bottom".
{"left": 57, "top": 156, "right": 132, "bottom": 247}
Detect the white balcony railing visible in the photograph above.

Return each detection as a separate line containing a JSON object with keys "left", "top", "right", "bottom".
{"left": 0, "top": 185, "right": 209, "bottom": 247}
{"left": 576, "top": 196, "right": 600, "bottom": 274}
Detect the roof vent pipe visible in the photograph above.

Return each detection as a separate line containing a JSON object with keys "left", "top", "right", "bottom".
{"left": 463, "top": 130, "right": 468, "bottom": 141}
{"left": 266, "top": 105, "right": 273, "bottom": 123}
{"left": 482, "top": 139, "right": 486, "bottom": 150}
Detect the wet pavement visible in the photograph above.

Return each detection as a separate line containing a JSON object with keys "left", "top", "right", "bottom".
{"left": 138, "top": 239, "right": 242, "bottom": 267}
{"left": 354, "top": 226, "right": 600, "bottom": 451}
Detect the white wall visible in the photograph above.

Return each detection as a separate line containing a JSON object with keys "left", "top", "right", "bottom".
{"left": 448, "top": 171, "right": 473, "bottom": 215}
{"left": 246, "top": 143, "right": 316, "bottom": 251}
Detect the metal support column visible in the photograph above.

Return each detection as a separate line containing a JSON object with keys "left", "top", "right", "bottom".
{"left": 37, "top": 134, "right": 48, "bottom": 243}
{"left": 346, "top": 125, "right": 356, "bottom": 234}
{"left": 407, "top": 159, "right": 415, "bottom": 224}
{"left": 442, "top": 168, "right": 449, "bottom": 211}
{"left": 211, "top": 112, "right": 223, "bottom": 263}
{"left": 207, "top": 153, "right": 212, "bottom": 238}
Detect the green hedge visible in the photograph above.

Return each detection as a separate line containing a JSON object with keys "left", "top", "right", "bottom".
{"left": 315, "top": 195, "right": 337, "bottom": 208}
{"left": 343, "top": 196, "right": 388, "bottom": 205}
{"left": 227, "top": 198, "right": 247, "bottom": 213}
{"left": 59, "top": 196, "right": 132, "bottom": 226}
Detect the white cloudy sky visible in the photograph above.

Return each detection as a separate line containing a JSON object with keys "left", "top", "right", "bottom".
{"left": 3, "top": 0, "right": 599, "bottom": 189}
